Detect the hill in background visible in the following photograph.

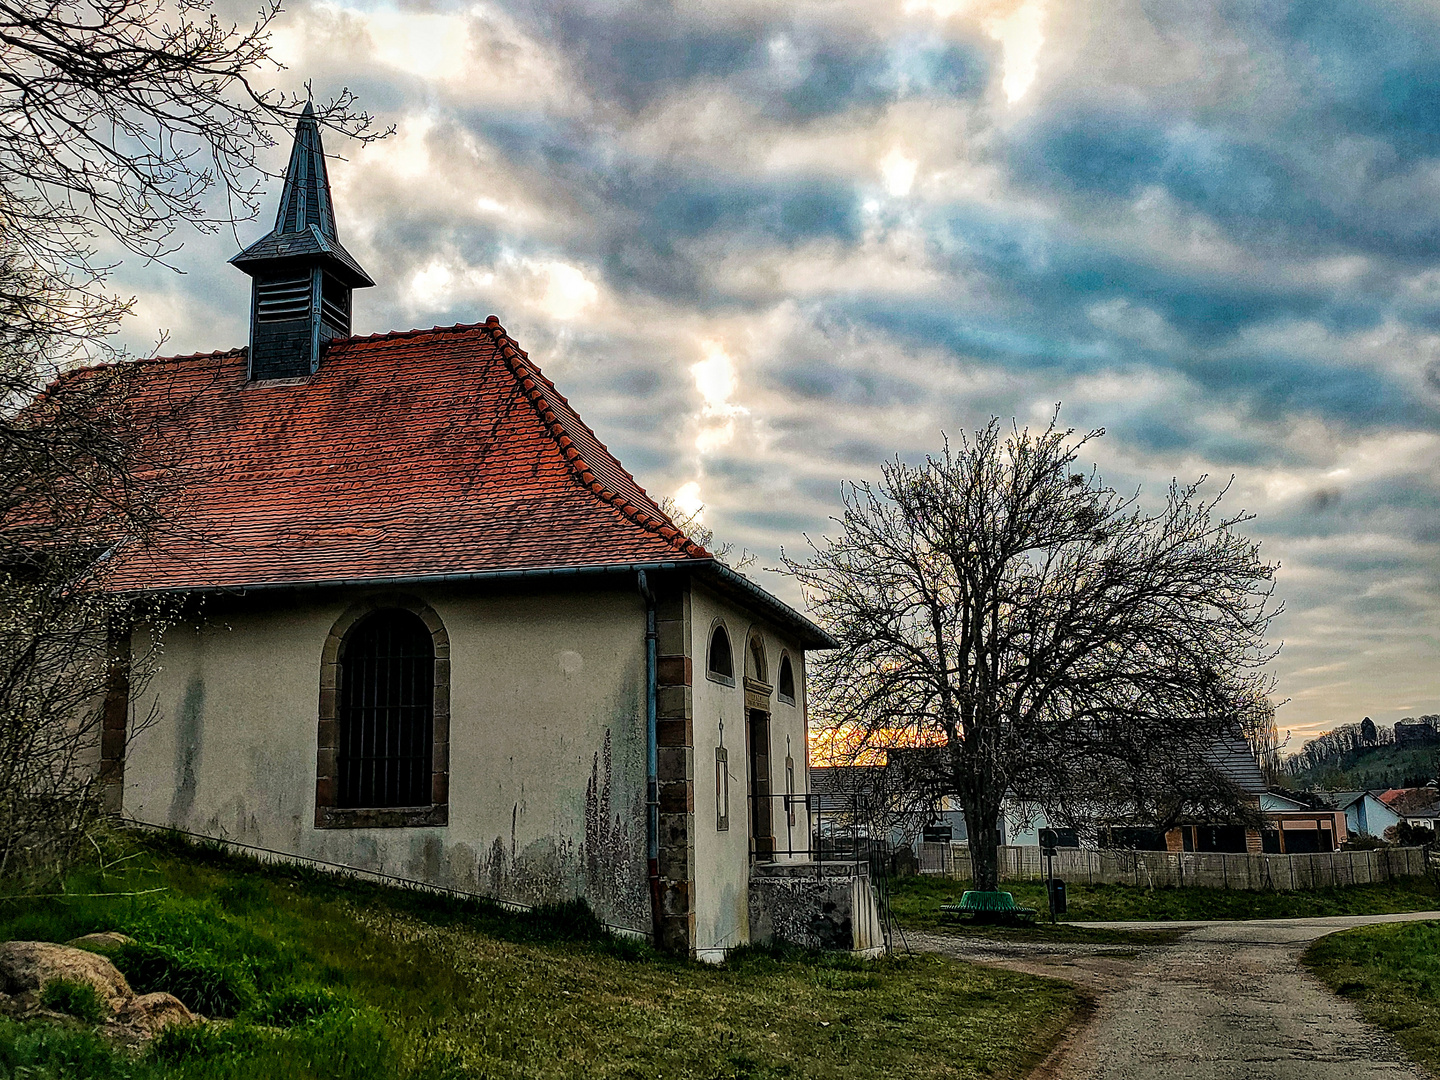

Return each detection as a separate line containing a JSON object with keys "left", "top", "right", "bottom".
{"left": 1288, "top": 741, "right": 1440, "bottom": 792}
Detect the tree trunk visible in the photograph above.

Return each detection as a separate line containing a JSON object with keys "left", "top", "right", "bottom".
{"left": 964, "top": 803, "right": 1002, "bottom": 891}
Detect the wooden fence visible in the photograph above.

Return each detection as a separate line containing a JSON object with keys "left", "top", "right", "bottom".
{"left": 917, "top": 843, "right": 1429, "bottom": 891}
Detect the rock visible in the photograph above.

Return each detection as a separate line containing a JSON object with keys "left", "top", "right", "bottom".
{"left": 66, "top": 932, "right": 134, "bottom": 952}
{"left": 116, "top": 991, "right": 200, "bottom": 1035}
{"left": 0, "top": 941, "right": 132, "bottom": 1014}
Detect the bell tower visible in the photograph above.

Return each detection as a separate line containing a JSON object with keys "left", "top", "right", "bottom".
{"left": 230, "top": 104, "right": 374, "bottom": 381}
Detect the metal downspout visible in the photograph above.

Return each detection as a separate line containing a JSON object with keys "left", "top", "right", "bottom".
{"left": 637, "top": 571, "right": 661, "bottom": 945}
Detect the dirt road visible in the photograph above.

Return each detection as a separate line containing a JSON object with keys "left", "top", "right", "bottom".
{"left": 913, "top": 911, "right": 1440, "bottom": 1079}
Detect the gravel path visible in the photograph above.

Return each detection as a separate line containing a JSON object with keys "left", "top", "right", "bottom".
{"left": 913, "top": 910, "right": 1440, "bottom": 1079}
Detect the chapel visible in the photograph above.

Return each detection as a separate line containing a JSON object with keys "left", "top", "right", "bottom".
{"left": 93, "top": 108, "right": 862, "bottom": 959}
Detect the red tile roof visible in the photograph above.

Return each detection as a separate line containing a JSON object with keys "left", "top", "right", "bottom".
{"left": 94, "top": 318, "right": 710, "bottom": 591}
{"left": 1378, "top": 788, "right": 1440, "bottom": 815}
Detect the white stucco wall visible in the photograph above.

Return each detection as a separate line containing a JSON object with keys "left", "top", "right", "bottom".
{"left": 123, "top": 583, "right": 653, "bottom": 934}
{"left": 689, "top": 582, "right": 810, "bottom": 960}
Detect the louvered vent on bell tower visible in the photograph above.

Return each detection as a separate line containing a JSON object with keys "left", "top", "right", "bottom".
{"left": 256, "top": 275, "right": 314, "bottom": 323}
{"left": 229, "top": 102, "right": 373, "bottom": 381}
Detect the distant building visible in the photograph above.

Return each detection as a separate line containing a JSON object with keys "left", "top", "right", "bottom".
{"left": 1258, "top": 792, "right": 1349, "bottom": 852}
{"left": 1394, "top": 716, "right": 1440, "bottom": 747}
{"left": 1309, "top": 790, "right": 1402, "bottom": 839}
{"left": 808, "top": 749, "right": 967, "bottom": 848}
{"left": 1379, "top": 787, "right": 1440, "bottom": 830}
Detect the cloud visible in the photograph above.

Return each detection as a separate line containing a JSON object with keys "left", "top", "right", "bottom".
{"left": 106, "top": 0, "right": 1440, "bottom": 739}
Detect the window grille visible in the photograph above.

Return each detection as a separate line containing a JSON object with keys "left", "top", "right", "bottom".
{"left": 256, "top": 275, "right": 313, "bottom": 323}
{"left": 338, "top": 610, "right": 434, "bottom": 808}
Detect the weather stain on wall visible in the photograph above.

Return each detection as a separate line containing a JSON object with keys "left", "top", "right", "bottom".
{"left": 456, "top": 727, "right": 647, "bottom": 931}
{"left": 584, "top": 728, "right": 646, "bottom": 928}
{"left": 168, "top": 676, "right": 205, "bottom": 824}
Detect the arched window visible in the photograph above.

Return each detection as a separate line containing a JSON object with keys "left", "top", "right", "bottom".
{"left": 777, "top": 655, "right": 796, "bottom": 705}
{"left": 708, "top": 624, "right": 734, "bottom": 683}
{"left": 339, "top": 609, "right": 434, "bottom": 808}
{"left": 746, "top": 635, "right": 767, "bottom": 684}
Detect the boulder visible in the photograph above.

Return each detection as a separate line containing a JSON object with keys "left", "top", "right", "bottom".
{"left": 67, "top": 932, "right": 134, "bottom": 952}
{"left": 116, "top": 991, "right": 200, "bottom": 1035}
{"left": 0, "top": 941, "right": 132, "bottom": 1014}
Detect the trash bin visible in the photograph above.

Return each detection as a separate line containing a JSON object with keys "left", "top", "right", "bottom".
{"left": 1046, "top": 877, "right": 1067, "bottom": 915}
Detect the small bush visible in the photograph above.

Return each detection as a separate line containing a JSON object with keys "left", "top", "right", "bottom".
{"left": 38, "top": 977, "right": 106, "bottom": 1023}
{"left": 114, "top": 940, "right": 260, "bottom": 1017}
{"left": 255, "top": 985, "right": 353, "bottom": 1027}
{"left": 0, "top": 1016, "right": 151, "bottom": 1079}
{"left": 1343, "top": 835, "right": 1390, "bottom": 851}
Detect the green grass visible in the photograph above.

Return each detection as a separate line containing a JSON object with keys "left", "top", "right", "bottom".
{"left": 38, "top": 978, "right": 106, "bottom": 1024}
{"left": 889, "top": 873, "right": 1440, "bottom": 928}
{"left": 0, "top": 832, "right": 1079, "bottom": 1079}
{"left": 1304, "top": 920, "right": 1440, "bottom": 1073}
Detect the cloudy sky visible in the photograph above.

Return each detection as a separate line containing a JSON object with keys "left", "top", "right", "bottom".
{"left": 114, "top": 0, "right": 1440, "bottom": 744}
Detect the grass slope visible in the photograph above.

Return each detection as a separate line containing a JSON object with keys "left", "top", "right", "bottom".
{"left": 0, "top": 834, "right": 1078, "bottom": 1080}
{"left": 1304, "top": 920, "right": 1440, "bottom": 1073}
{"left": 1290, "top": 742, "right": 1440, "bottom": 790}
{"left": 889, "top": 874, "right": 1440, "bottom": 929}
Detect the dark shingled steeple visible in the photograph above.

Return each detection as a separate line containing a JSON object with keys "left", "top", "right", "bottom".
{"left": 230, "top": 104, "right": 374, "bottom": 380}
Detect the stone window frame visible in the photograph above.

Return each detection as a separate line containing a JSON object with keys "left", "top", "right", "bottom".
{"left": 315, "top": 593, "right": 450, "bottom": 829}
{"left": 705, "top": 618, "right": 735, "bottom": 687}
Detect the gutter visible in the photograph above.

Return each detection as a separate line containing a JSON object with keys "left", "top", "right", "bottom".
{"left": 139, "top": 557, "right": 838, "bottom": 648}
{"left": 637, "top": 571, "right": 661, "bottom": 945}
{"left": 699, "top": 561, "right": 838, "bottom": 650}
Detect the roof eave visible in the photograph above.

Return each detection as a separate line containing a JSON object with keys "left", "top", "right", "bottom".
{"left": 124, "top": 555, "right": 837, "bottom": 649}
{"left": 228, "top": 234, "right": 374, "bottom": 289}
{"left": 694, "top": 561, "right": 838, "bottom": 650}
{"left": 130, "top": 560, "right": 705, "bottom": 597}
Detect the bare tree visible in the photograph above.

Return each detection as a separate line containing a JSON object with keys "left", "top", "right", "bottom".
{"left": 657, "top": 496, "right": 758, "bottom": 571}
{"left": 1238, "top": 692, "right": 1286, "bottom": 786}
{"left": 0, "top": 307, "right": 180, "bottom": 882}
{"left": 784, "top": 415, "right": 1280, "bottom": 891}
{"left": 0, "top": 0, "right": 380, "bottom": 884}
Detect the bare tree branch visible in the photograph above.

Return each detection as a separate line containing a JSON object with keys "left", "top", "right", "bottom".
{"left": 0, "top": 0, "right": 383, "bottom": 886}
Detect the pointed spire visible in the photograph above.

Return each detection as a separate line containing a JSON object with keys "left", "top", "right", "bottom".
{"left": 230, "top": 95, "right": 374, "bottom": 380}
{"left": 229, "top": 104, "right": 373, "bottom": 289}
{"left": 273, "top": 103, "right": 338, "bottom": 241}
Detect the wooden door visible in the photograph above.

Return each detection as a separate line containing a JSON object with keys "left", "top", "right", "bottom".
{"left": 748, "top": 708, "right": 774, "bottom": 860}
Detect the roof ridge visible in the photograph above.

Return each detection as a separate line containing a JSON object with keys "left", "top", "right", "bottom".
{"left": 34, "top": 347, "right": 246, "bottom": 401}
{"left": 481, "top": 315, "right": 709, "bottom": 561}
{"left": 333, "top": 322, "right": 491, "bottom": 346}
{"left": 490, "top": 328, "right": 673, "bottom": 514}
{"left": 149, "top": 347, "right": 247, "bottom": 363}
